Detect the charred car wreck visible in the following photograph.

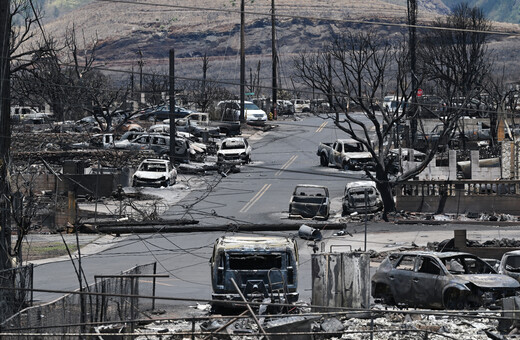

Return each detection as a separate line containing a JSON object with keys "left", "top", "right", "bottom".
{"left": 210, "top": 236, "right": 299, "bottom": 310}
{"left": 372, "top": 251, "right": 520, "bottom": 309}
{"left": 289, "top": 184, "right": 330, "bottom": 220}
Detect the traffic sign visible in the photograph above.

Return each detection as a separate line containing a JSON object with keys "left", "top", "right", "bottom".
{"left": 417, "top": 88, "right": 423, "bottom": 97}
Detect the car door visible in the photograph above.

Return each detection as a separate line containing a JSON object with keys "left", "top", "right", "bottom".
{"left": 412, "top": 255, "right": 445, "bottom": 308}
{"left": 134, "top": 135, "right": 151, "bottom": 150}
{"left": 388, "top": 255, "right": 417, "bottom": 305}
{"left": 333, "top": 142, "right": 343, "bottom": 165}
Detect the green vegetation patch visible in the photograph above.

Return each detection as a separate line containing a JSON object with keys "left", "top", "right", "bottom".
{"left": 23, "top": 241, "right": 78, "bottom": 261}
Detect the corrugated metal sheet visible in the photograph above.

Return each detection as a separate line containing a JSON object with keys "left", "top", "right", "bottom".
{"left": 311, "top": 252, "right": 370, "bottom": 309}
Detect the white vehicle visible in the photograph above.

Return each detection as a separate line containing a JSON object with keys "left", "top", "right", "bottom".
{"left": 342, "top": 181, "right": 383, "bottom": 215}
{"left": 11, "top": 106, "right": 54, "bottom": 122}
{"left": 382, "top": 95, "right": 408, "bottom": 113}
{"left": 217, "top": 137, "right": 252, "bottom": 164}
{"left": 292, "top": 99, "right": 310, "bottom": 112}
{"left": 132, "top": 159, "right": 177, "bottom": 187}
{"left": 216, "top": 100, "right": 267, "bottom": 124}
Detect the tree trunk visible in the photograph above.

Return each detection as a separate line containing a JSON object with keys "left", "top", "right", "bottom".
{"left": 375, "top": 165, "right": 395, "bottom": 221}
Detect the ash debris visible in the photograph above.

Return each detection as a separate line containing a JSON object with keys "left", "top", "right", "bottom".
{"left": 133, "top": 307, "right": 506, "bottom": 340}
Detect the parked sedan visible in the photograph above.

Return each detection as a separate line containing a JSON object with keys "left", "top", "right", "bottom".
{"left": 132, "top": 159, "right": 177, "bottom": 187}
{"left": 372, "top": 251, "right": 520, "bottom": 309}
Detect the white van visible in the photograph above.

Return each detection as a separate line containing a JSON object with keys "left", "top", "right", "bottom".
{"left": 216, "top": 100, "right": 267, "bottom": 124}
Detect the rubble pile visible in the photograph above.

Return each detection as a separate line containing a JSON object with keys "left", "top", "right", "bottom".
{"left": 11, "top": 132, "right": 84, "bottom": 151}
{"left": 132, "top": 308, "right": 505, "bottom": 340}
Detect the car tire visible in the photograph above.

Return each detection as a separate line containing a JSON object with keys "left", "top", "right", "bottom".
{"left": 320, "top": 153, "right": 328, "bottom": 167}
{"left": 343, "top": 161, "right": 350, "bottom": 171}
{"left": 378, "top": 284, "right": 395, "bottom": 306}
{"left": 444, "top": 288, "right": 467, "bottom": 309}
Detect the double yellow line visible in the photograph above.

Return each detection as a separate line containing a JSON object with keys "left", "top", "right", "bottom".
{"left": 240, "top": 155, "right": 298, "bottom": 213}
{"left": 240, "top": 183, "right": 271, "bottom": 213}
{"left": 316, "top": 121, "right": 328, "bottom": 133}
{"left": 275, "top": 155, "right": 298, "bottom": 176}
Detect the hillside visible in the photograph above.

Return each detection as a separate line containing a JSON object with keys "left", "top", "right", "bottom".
{"left": 34, "top": 0, "right": 520, "bottom": 94}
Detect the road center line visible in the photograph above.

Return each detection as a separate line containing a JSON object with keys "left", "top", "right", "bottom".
{"left": 275, "top": 155, "right": 298, "bottom": 176}
{"left": 315, "top": 121, "right": 328, "bottom": 133}
{"left": 240, "top": 184, "right": 271, "bottom": 213}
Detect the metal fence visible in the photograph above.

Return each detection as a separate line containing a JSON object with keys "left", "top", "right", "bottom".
{"left": 0, "top": 264, "right": 33, "bottom": 324}
{"left": 0, "top": 262, "right": 156, "bottom": 339}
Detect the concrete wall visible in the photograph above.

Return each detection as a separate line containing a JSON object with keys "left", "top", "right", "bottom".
{"left": 311, "top": 252, "right": 370, "bottom": 310}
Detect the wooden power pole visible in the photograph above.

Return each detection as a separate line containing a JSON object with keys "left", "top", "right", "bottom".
{"left": 0, "top": 0, "right": 11, "bottom": 270}
{"left": 239, "top": 0, "right": 245, "bottom": 122}
{"left": 407, "top": 0, "right": 418, "bottom": 145}
{"left": 271, "top": 0, "right": 277, "bottom": 120}
{"left": 169, "top": 49, "right": 176, "bottom": 163}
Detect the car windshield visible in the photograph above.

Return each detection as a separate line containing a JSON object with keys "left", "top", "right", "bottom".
{"left": 441, "top": 255, "right": 495, "bottom": 274}
{"left": 140, "top": 163, "right": 166, "bottom": 172}
{"left": 222, "top": 141, "right": 245, "bottom": 149}
{"left": 244, "top": 103, "right": 260, "bottom": 110}
{"left": 505, "top": 255, "right": 520, "bottom": 272}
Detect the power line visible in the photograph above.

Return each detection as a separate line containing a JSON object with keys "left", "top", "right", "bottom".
{"left": 93, "top": 0, "right": 520, "bottom": 37}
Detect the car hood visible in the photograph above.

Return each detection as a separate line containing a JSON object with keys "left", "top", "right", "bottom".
{"left": 134, "top": 171, "right": 167, "bottom": 180}
{"left": 457, "top": 274, "right": 520, "bottom": 289}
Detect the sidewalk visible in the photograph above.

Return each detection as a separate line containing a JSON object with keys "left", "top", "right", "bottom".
{"left": 25, "top": 234, "right": 122, "bottom": 266}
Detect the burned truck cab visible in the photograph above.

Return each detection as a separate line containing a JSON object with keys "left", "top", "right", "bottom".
{"left": 210, "top": 236, "right": 299, "bottom": 307}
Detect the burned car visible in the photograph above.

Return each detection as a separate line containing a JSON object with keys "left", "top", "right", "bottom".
{"left": 289, "top": 184, "right": 330, "bottom": 220}
{"left": 499, "top": 250, "right": 520, "bottom": 283}
{"left": 217, "top": 137, "right": 252, "bottom": 164}
{"left": 210, "top": 235, "right": 299, "bottom": 309}
{"left": 372, "top": 251, "right": 520, "bottom": 309}
{"left": 342, "top": 181, "right": 383, "bottom": 215}
{"left": 132, "top": 159, "right": 177, "bottom": 187}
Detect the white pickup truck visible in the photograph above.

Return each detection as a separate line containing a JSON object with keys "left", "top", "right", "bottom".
{"left": 317, "top": 138, "right": 374, "bottom": 171}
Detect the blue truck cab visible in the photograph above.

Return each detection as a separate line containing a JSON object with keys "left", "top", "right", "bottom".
{"left": 210, "top": 235, "right": 299, "bottom": 307}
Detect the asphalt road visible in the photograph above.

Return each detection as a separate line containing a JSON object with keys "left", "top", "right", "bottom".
{"left": 31, "top": 114, "right": 520, "bottom": 309}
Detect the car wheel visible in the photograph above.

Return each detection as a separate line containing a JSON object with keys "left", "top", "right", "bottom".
{"left": 377, "top": 284, "right": 395, "bottom": 306}
{"left": 164, "top": 179, "right": 170, "bottom": 187}
{"left": 343, "top": 161, "right": 350, "bottom": 171}
{"left": 444, "top": 288, "right": 468, "bottom": 309}
{"left": 320, "top": 153, "right": 328, "bottom": 167}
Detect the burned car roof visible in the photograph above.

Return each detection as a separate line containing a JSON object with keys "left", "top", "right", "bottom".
{"left": 215, "top": 236, "right": 295, "bottom": 251}
{"left": 390, "top": 251, "right": 481, "bottom": 258}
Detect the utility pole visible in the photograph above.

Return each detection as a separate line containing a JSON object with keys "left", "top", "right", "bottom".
{"left": 169, "top": 49, "right": 176, "bottom": 163}
{"left": 407, "top": 0, "right": 418, "bottom": 146}
{"left": 271, "top": 0, "right": 277, "bottom": 120}
{"left": 0, "top": 0, "right": 11, "bottom": 271}
{"left": 239, "top": 0, "right": 245, "bottom": 122}
{"left": 137, "top": 49, "right": 144, "bottom": 93}
{"left": 202, "top": 53, "right": 208, "bottom": 111}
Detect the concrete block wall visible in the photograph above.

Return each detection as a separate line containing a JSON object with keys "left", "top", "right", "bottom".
{"left": 502, "top": 142, "right": 513, "bottom": 179}
{"left": 414, "top": 150, "right": 457, "bottom": 180}
{"left": 471, "top": 150, "right": 501, "bottom": 180}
